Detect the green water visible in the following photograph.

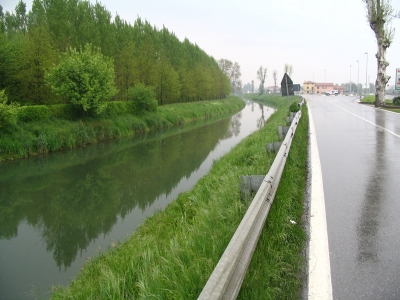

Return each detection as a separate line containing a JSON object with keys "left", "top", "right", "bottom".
{"left": 0, "top": 101, "right": 273, "bottom": 299}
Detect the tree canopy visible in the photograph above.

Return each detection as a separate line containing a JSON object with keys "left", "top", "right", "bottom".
{"left": 0, "top": 0, "right": 230, "bottom": 107}
{"left": 45, "top": 44, "right": 118, "bottom": 116}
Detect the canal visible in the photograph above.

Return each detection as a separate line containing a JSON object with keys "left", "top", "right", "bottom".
{"left": 0, "top": 100, "right": 274, "bottom": 299}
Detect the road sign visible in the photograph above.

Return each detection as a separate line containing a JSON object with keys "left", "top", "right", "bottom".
{"left": 396, "top": 68, "right": 400, "bottom": 90}
{"left": 281, "top": 73, "right": 294, "bottom": 96}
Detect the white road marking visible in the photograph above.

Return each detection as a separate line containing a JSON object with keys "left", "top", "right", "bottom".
{"left": 307, "top": 102, "right": 333, "bottom": 300}
{"left": 333, "top": 103, "right": 400, "bottom": 139}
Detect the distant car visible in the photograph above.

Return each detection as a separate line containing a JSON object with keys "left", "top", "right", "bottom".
{"left": 325, "top": 92, "right": 331, "bottom": 96}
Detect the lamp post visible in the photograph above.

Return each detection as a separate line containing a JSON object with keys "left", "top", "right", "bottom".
{"left": 312, "top": 73, "right": 314, "bottom": 94}
{"left": 365, "top": 52, "right": 368, "bottom": 95}
{"left": 357, "top": 60, "right": 359, "bottom": 95}
{"left": 324, "top": 70, "right": 326, "bottom": 94}
{"left": 350, "top": 65, "right": 352, "bottom": 93}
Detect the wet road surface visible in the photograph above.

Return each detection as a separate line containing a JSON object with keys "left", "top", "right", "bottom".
{"left": 307, "top": 94, "right": 400, "bottom": 299}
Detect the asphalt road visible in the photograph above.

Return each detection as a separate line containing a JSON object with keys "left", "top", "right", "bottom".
{"left": 306, "top": 94, "right": 400, "bottom": 300}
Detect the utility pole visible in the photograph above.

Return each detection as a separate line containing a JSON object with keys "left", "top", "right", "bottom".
{"left": 365, "top": 52, "right": 368, "bottom": 95}
{"left": 350, "top": 65, "right": 352, "bottom": 93}
{"left": 324, "top": 70, "right": 326, "bottom": 94}
{"left": 312, "top": 73, "right": 314, "bottom": 94}
{"left": 357, "top": 60, "right": 359, "bottom": 95}
{"left": 285, "top": 74, "right": 289, "bottom": 106}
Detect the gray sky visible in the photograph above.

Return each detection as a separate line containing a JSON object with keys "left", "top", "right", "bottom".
{"left": 3, "top": 0, "right": 400, "bottom": 88}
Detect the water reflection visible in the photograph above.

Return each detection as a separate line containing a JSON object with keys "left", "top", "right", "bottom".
{"left": 0, "top": 101, "right": 274, "bottom": 299}
{"left": 227, "top": 111, "right": 242, "bottom": 137}
{"left": 257, "top": 103, "right": 266, "bottom": 129}
{"left": 357, "top": 113, "right": 386, "bottom": 263}
{"left": 0, "top": 117, "right": 233, "bottom": 269}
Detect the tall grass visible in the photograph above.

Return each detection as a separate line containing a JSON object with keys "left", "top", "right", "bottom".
{"left": 0, "top": 97, "right": 244, "bottom": 161}
{"left": 50, "top": 95, "right": 308, "bottom": 299}
{"left": 239, "top": 96, "right": 308, "bottom": 299}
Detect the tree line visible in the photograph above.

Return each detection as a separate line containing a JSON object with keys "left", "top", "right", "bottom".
{"left": 0, "top": 0, "right": 230, "bottom": 107}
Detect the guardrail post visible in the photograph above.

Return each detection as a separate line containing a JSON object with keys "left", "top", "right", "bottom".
{"left": 198, "top": 106, "right": 303, "bottom": 300}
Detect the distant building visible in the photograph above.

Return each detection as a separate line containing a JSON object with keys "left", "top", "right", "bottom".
{"left": 303, "top": 81, "right": 315, "bottom": 94}
{"left": 303, "top": 81, "right": 342, "bottom": 94}
{"left": 268, "top": 86, "right": 280, "bottom": 93}
{"left": 333, "top": 84, "right": 344, "bottom": 94}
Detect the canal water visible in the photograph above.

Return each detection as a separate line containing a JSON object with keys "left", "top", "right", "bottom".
{"left": 0, "top": 100, "right": 273, "bottom": 299}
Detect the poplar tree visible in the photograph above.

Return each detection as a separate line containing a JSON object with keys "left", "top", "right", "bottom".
{"left": 257, "top": 66, "right": 267, "bottom": 95}
{"left": 16, "top": 25, "right": 57, "bottom": 104}
{"left": 273, "top": 70, "right": 278, "bottom": 93}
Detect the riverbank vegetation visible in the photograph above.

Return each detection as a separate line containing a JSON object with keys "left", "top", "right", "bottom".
{"left": 50, "top": 95, "right": 308, "bottom": 299}
{"left": 0, "top": 97, "right": 244, "bottom": 161}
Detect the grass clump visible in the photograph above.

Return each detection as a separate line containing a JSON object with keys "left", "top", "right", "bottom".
{"left": 50, "top": 95, "right": 308, "bottom": 299}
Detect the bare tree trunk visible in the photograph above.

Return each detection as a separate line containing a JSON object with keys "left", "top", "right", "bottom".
{"left": 375, "top": 38, "right": 390, "bottom": 107}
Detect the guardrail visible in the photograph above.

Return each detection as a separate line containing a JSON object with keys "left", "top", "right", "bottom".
{"left": 198, "top": 100, "right": 303, "bottom": 300}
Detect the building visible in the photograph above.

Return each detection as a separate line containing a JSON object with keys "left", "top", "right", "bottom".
{"left": 303, "top": 81, "right": 315, "bottom": 94}
{"left": 303, "top": 81, "right": 341, "bottom": 94}
{"left": 333, "top": 84, "right": 344, "bottom": 94}
{"left": 315, "top": 82, "right": 334, "bottom": 94}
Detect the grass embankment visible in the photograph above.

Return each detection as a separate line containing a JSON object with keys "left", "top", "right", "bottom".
{"left": 361, "top": 95, "right": 400, "bottom": 113}
{"left": 50, "top": 95, "right": 308, "bottom": 300}
{"left": 0, "top": 97, "right": 244, "bottom": 161}
{"left": 361, "top": 95, "right": 392, "bottom": 103}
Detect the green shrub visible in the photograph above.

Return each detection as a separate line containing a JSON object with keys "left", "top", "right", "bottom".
{"left": 127, "top": 84, "right": 158, "bottom": 114}
{"left": 17, "top": 105, "right": 51, "bottom": 122}
{"left": 0, "top": 90, "right": 19, "bottom": 129}
{"left": 393, "top": 96, "right": 400, "bottom": 105}
{"left": 289, "top": 101, "right": 300, "bottom": 113}
{"left": 48, "top": 104, "right": 79, "bottom": 120}
{"left": 99, "top": 101, "right": 132, "bottom": 118}
{"left": 45, "top": 44, "right": 118, "bottom": 117}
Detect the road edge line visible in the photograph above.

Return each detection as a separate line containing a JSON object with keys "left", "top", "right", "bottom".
{"left": 307, "top": 101, "right": 333, "bottom": 300}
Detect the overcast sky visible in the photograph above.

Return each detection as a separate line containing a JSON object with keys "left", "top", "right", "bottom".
{"left": 3, "top": 0, "right": 400, "bottom": 88}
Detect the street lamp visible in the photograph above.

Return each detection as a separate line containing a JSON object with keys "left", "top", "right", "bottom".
{"left": 324, "top": 70, "right": 326, "bottom": 93}
{"left": 365, "top": 52, "right": 368, "bottom": 95}
{"left": 312, "top": 73, "right": 314, "bottom": 94}
{"left": 350, "top": 65, "right": 352, "bottom": 93}
{"left": 357, "top": 60, "right": 359, "bottom": 95}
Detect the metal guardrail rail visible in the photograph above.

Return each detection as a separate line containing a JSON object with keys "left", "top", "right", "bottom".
{"left": 198, "top": 102, "right": 303, "bottom": 300}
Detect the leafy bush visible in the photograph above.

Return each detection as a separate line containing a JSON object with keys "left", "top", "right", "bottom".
{"left": 0, "top": 90, "right": 19, "bottom": 129}
{"left": 393, "top": 96, "right": 400, "bottom": 105}
{"left": 45, "top": 44, "right": 118, "bottom": 117}
{"left": 99, "top": 101, "right": 132, "bottom": 118}
{"left": 289, "top": 101, "right": 300, "bottom": 113}
{"left": 48, "top": 104, "right": 79, "bottom": 120}
{"left": 127, "top": 84, "right": 158, "bottom": 114}
{"left": 17, "top": 105, "right": 51, "bottom": 122}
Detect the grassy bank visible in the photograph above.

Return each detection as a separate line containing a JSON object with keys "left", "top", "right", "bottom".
{"left": 360, "top": 95, "right": 394, "bottom": 103}
{"left": 360, "top": 95, "right": 400, "bottom": 113}
{"left": 0, "top": 97, "right": 244, "bottom": 161}
{"left": 49, "top": 94, "right": 308, "bottom": 299}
